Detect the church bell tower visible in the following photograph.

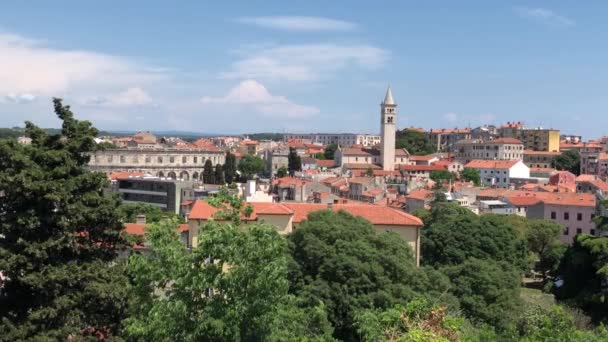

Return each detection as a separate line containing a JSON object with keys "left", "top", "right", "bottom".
{"left": 380, "top": 86, "right": 396, "bottom": 171}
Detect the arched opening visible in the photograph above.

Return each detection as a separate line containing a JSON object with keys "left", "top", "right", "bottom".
{"left": 158, "top": 171, "right": 165, "bottom": 178}
{"left": 167, "top": 171, "right": 177, "bottom": 180}
{"left": 192, "top": 172, "right": 199, "bottom": 180}
{"left": 180, "top": 171, "right": 190, "bottom": 181}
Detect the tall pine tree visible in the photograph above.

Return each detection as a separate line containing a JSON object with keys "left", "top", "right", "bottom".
{"left": 0, "top": 99, "right": 129, "bottom": 340}
{"left": 214, "top": 163, "right": 225, "bottom": 184}
{"left": 223, "top": 151, "right": 237, "bottom": 184}
{"left": 203, "top": 159, "right": 215, "bottom": 184}
{"left": 287, "top": 147, "right": 302, "bottom": 176}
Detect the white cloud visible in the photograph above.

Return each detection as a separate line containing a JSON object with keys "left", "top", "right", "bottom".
{"left": 1, "top": 93, "right": 36, "bottom": 103}
{"left": 201, "top": 80, "right": 319, "bottom": 118}
{"left": 515, "top": 7, "right": 574, "bottom": 26}
{"left": 83, "top": 87, "right": 153, "bottom": 106}
{"left": 221, "top": 43, "right": 389, "bottom": 81}
{"left": 237, "top": 16, "right": 356, "bottom": 32}
{"left": 0, "top": 31, "right": 167, "bottom": 97}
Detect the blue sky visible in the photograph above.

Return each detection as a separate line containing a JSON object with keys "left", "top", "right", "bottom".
{"left": 0, "top": 1, "right": 607, "bottom": 138}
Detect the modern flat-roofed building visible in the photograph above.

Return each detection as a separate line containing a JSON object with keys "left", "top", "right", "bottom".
{"left": 114, "top": 176, "right": 195, "bottom": 214}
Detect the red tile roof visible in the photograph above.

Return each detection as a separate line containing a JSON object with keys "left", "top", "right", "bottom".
{"left": 576, "top": 174, "right": 597, "bottom": 182}
{"left": 316, "top": 159, "right": 336, "bottom": 168}
{"left": 363, "top": 189, "right": 385, "bottom": 197}
{"left": 465, "top": 160, "right": 520, "bottom": 169}
{"left": 400, "top": 164, "right": 447, "bottom": 171}
{"left": 343, "top": 163, "right": 382, "bottom": 170}
{"left": 188, "top": 200, "right": 423, "bottom": 227}
{"left": 124, "top": 223, "right": 146, "bottom": 236}
{"left": 583, "top": 179, "right": 608, "bottom": 191}
{"left": 491, "top": 138, "right": 523, "bottom": 144}
{"left": 523, "top": 150, "right": 562, "bottom": 156}
{"left": 341, "top": 148, "right": 379, "bottom": 156}
{"left": 108, "top": 171, "right": 145, "bottom": 180}
{"left": 405, "top": 189, "right": 434, "bottom": 201}
{"left": 409, "top": 155, "right": 437, "bottom": 161}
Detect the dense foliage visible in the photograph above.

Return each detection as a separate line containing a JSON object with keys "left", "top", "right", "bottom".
{"left": 552, "top": 149, "right": 581, "bottom": 175}
{"left": 395, "top": 129, "right": 435, "bottom": 155}
{"left": 246, "top": 133, "right": 284, "bottom": 141}
{"left": 288, "top": 147, "right": 302, "bottom": 175}
{"left": 460, "top": 167, "right": 480, "bottom": 186}
{"left": 203, "top": 159, "right": 215, "bottom": 184}
{"left": 117, "top": 202, "right": 185, "bottom": 224}
{"left": 238, "top": 154, "right": 265, "bottom": 180}
{"left": 554, "top": 234, "right": 608, "bottom": 323}
{"left": 288, "top": 210, "right": 423, "bottom": 341}
{"left": 0, "top": 99, "right": 128, "bottom": 340}
{"left": 223, "top": 151, "right": 237, "bottom": 184}
{"left": 214, "top": 163, "right": 225, "bottom": 184}
{"left": 276, "top": 166, "right": 288, "bottom": 178}
{"left": 430, "top": 169, "right": 456, "bottom": 183}
{"left": 324, "top": 143, "right": 338, "bottom": 160}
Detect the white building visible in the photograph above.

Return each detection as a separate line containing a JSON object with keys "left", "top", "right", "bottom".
{"left": 455, "top": 138, "right": 524, "bottom": 164}
{"left": 282, "top": 133, "right": 381, "bottom": 147}
{"left": 464, "top": 160, "right": 530, "bottom": 188}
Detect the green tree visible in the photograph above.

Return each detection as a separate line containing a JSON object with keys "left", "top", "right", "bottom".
{"left": 355, "top": 298, "right": 463, "bottom": 342}
{"left": 288, "top": 147, "right": 302, "bottom": 175}
{"left": 554, "top": 235, "right": 608, "bottom": 322}
{"left": 526, "top": 219, "right": 563, "bottom": 282}
{"left": 441, "top": 258, "right": 522, "bottom": 330}
{"left": 276, "top": 166, "right": 288, "bottom": 178}
{"left": 395, "top": 129, "right": 435, "bottom": 155}
{"left": 238, "top": 154, "right": 265, "bottom": 180}
{"left": 430, "top": 169, "right": 456, "bottom": 183}
{"left": 422, "top": 204, "right": 528, "bottom": 270}
{"left": 214, "top": 163, "right": 225, "bottom": 184}
{"left": 552, "top": 149, "right": 580, "bottom": 175}
{"left": 203, "top": 159, "right": 215, "bottom": 184}
{"left": 0, "top": 99, "right": 129, "bottom": 340}
{"left": 223, "top": 151, "right": 238, "bottom": 184}
{"left": 324, "top": 143, "right": 338, "bottom": 160}
{"left": 365, "top": 166, "right": 374, "bottom": 177}
{"left": 124, "top": 196, "right": 333, "bottom": 341}
{"left": 288, "top": 210, "right": 423, "bottom": 341}
{"left": 460, "top": 167, "right": 480, "bottom": 186}
{"left": 117, "top": 202, "right": 184, "bottom": 224}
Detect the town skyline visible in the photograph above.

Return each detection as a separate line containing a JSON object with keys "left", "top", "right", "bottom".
{"left": 1, "top": 1, "right": 607, "bottom": 138}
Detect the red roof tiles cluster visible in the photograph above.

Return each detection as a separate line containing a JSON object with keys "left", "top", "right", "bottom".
{"left": 465, "top": 160, "right": 520, "bottom": 169}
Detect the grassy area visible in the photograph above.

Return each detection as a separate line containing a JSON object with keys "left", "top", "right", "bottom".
{"left": 520, "top": 287, "right": 555, "bottom": 310}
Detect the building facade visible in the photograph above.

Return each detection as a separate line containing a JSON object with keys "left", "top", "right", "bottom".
{"left": 114, "top": 176, "right": 194, "bottom": 214}
{"left": 89, "top": 148, "right": 225, "bottom": 181}
{"left": 465, "top": 160, "right": 530, "bottom": 188}
{"left": 428, "top": 128, "right": 472, "bottom": 152}
{"left": 454, "top": 138, "right": 524, "bottom": 163}
{"left": 380, "top": 87, "right": 397, "bottom": 171}
{"left": 523, "top": 150, "right": 562, "bottom": 168}
{"left": 282, "top": 133, "right": 381, "bottom": 147}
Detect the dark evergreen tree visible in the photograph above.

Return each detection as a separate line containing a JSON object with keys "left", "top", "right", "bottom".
{"left": 551, "top": 149, "right": 581, "bottom": 175}
{"left": 323, "top": 143, "right": 338, "bottom": 160}
{"left": 203, "top": 159, "right": 215, "bottom": 184}
{"left": 214, "top": 163, "right": 225, "bottom": 184}
{"left": 223, "top": 151, "right": 237, "bottom": 184}
{"left": 287, "top": 147, "right": 301, "bottom": 175}
{"left": 0, "top": 99, "right": 129, "bottom": 340}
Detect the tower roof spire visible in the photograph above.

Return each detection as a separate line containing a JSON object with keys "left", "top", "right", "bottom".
{"left": 383, "top": 86, "right": 395, "bottom": 105}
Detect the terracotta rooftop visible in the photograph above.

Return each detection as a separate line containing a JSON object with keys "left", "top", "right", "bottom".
{"left": 405, "top": 189, "right": 434, "bottom": 201}
{"left": 316, "top": 159, "right": 336, "bottom": 168}
{"left": 491, "top": 138, "right": 523, "bottom": 144}
{"left": 576, "top": 174, "right": 598, "bottom": 182}
{"left": 189, "top": 200, "right": 423, "bottom": 227}
{"left": 465, "top": 159, "right": 520, "bottom": 169}
{"left": 341, "top": 148, "right": 379, "bottom": 156}
{"left": 400, "top": 164, "right": 447, "bottom": 171}
{"left": 409, "top": 155, "right": 437, "bottom": 161}
{"left": 343, "top": 163, "right": 382, "bottom": 170}
{"left": 108, "top": 171, "right": 146, "bottom": 180}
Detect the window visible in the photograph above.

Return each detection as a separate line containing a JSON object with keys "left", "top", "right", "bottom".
{"left": 120, "top": 155, "right": 126, "bottom": 163}
{"left": 576, "top": 228, "right": 582, "bottom": 234}
{"left": 563, "top": 227, "right": 569, "bottom": 235}
{"left": 503, "top": 178, "right": 507, "bottom": 183}
{"left": 170, "top": 156, "right": 175, "bottom": 163}
{"left": 145, "top": 156, "right": 151, "bottom": 163}
{"left": 551, "top": 211, "right": 556, "bottom": 219}
{"left": 158, "top": 156, "right": 163, "bottom": 163}
{"left": 564, "top": 212, "right": 569, "bottom": 220}
{"left": 591, "top": 229, "right": 596, "bottom": 236}
{"left": 107, "top": 156, "right": 113, "bottom": 162}
{"left": 577, "top": 213, "right": 582, "bottom": 221}
{"left": 194, "top": 156, "right": 198, "bottom": 163}
{"left": 182, "top": 156, "right": 187, "bottom": 163}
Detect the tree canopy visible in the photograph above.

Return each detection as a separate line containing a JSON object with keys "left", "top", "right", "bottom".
{"left": 324, "top": 143, "right": 338, "bottom": 160}
{"left": 0, "top": 99, "right": 128, "bottom": 340}
{"left": 460, "top": 167, "right": 480, "bottom": 186}
{"left": 287, "top": 210, "right": 423, "bottom": 341}
{"left": 223, "top": 151, "right": 237, "bottom": 184}
{"left": 203, "top": 159, "right": 215, "bottom": 184}
{"left": 238, "top": 154, "right": 265, "bottom": 180}
{"left": 552, "top": 149, "right": 580, "bottom": 175}
{"left": 117, "top": 202, "right": 184, "bottom": 224}
{"left": 288, "top": 147, "right": 302, "bottom": 175}
{"left": 395, "top": 129, "right": 435, "bottom": 155}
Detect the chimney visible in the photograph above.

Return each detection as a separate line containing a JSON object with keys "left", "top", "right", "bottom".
{"left": 135, "top": 214, "right": 146, "bottom": 225}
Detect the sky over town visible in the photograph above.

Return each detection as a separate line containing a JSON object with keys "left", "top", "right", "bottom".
{"left": 0, "top": 1, "right": 607, "bottom": 137}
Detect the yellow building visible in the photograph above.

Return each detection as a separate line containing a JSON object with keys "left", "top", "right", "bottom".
{"left": 518, "top": 129, "right": 560, "bottom": 152}
{"left": 187, "top": 200, "right": 424, "bottom": 266}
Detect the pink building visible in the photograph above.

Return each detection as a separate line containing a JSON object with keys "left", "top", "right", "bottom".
{"left": 526, "top": 193, "right": 597, "bottom": 244}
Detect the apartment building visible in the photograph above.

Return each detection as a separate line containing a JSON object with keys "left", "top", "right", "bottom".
{"left": 464, "top": 160, "right": 530, "bottom": 188}
{"left": 454, "top": 138, "right": 524, "bottom": 163}
{"left": 523, "top": 150, "right": 562, "bottom": 168}
{"left": 427, "top": 128, "right": 472, "bottom": 152}
{"left": 282, "top": 133, "right": 381, "bottom": 147}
